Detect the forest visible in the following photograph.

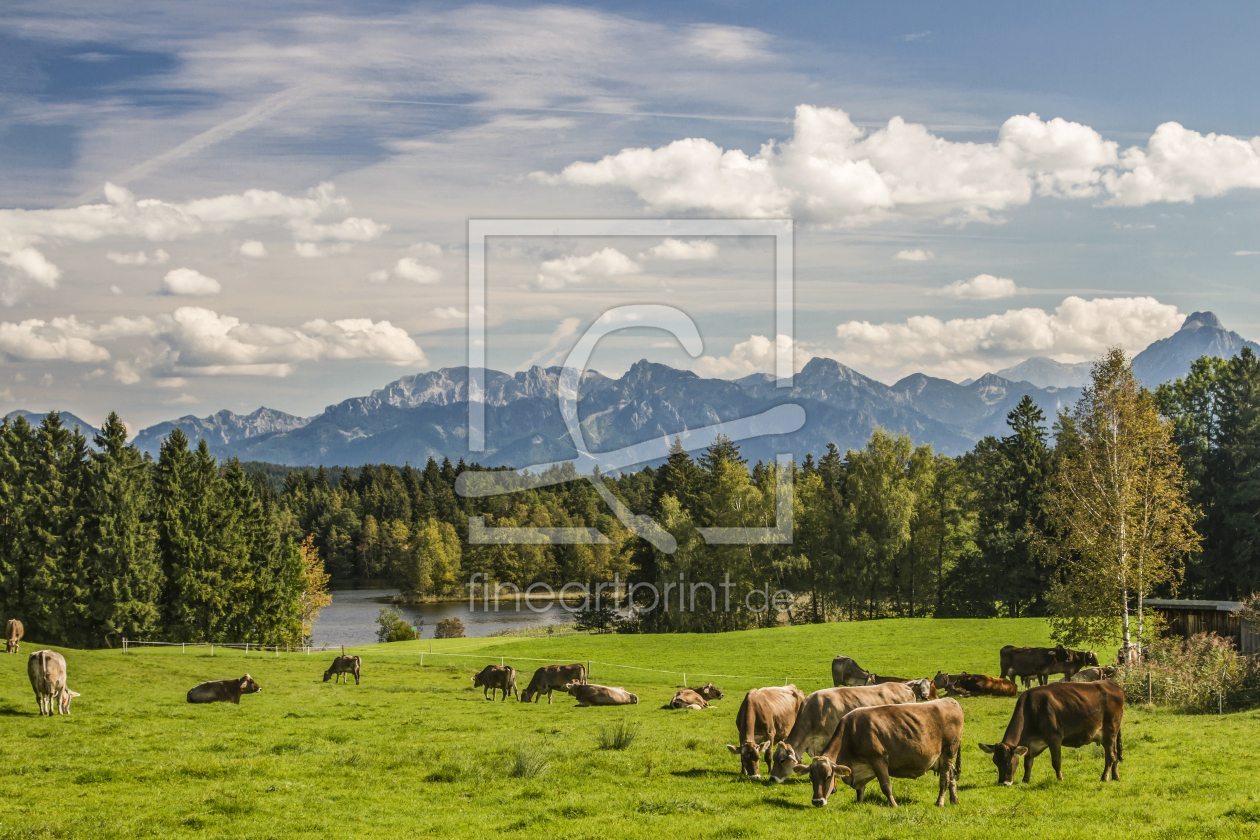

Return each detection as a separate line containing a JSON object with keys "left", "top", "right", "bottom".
{"left": 2, "top": 348, "right": 1256, "bottom": 647}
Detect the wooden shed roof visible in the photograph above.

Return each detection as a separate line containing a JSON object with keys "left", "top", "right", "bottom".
{"left": 1145, "top": 599, "right": 1242, "bottom": 612}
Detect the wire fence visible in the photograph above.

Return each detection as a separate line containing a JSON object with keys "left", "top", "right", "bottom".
{"left": 119, "top": 638, "right": 836, "bottom": 689}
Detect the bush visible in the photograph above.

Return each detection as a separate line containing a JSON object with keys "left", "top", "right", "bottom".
{"left": 376, "top": 608, "right": 418, "bottom": 643}
{"left": 1117, "top": 632, "right": 1260, "bottom": 713}
{"left": 434, "top": 617, "right": 465, "bottom": 639}
{"left": 574, "top": 602, "right": 617, "bottom": 633}
{"left": 596, "top": 720, "right": 640, "bottom": 751}
{"left": 508, "top": 745, "right": 549, "bottom": 778}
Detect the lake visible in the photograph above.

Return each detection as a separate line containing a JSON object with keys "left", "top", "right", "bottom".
{"left": 309, "top": 582, "right": 572, "bottom": 648}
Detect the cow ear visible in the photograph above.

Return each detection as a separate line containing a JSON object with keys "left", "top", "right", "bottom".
{"left": 834, "top": 765, "right": 852, "bottom": 778}
{"left": 978, "top": 743, "right": 995, "bottom": 754}
{"left": 792, "top": 762, "right": 810, "bottom": 775}
{"left": 726, "top": 744, "right": 740, "bottom": 754}
{"left": 1014, "top": 746, "right": 1029, "bottom": 756}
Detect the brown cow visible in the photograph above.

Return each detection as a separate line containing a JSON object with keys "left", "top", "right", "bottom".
{"left": 472, "top": 665, "right": 518, "bottom": 700}
{"left": 979, "top": 680, "right": 1124, "bottom": 785}
{"left": 187, "top": 674, "right": 262, "bottom": 704}
{"left": 871, "top": 675, "right": 937, "bottom": 700}
{"left": 28, "top": 650, "right": 77, "bottom": 715}
{"left": 793, "top": 698, "right": 964, "bottom": 808}
{"left": 769, "top": 683, "right": 917, "bottom": 782}
{"left": 566, "top": 683, "right": 638, "bottom": 706}
{"left": 934, "top": 671, "right": 1017, "bottom": 698}
{"left": 727, "top": 685, "right": 806, "bottom": 778}
{"left": 1000, "top": 645, "right": 1099, "bottom": 688}
{"left": 324, "top": 655, "right": 361, "bottom": 684}
{"left": 1072, "top": 666, "right": 1118, "bottom": 682}
{"left": 832, "top": 656, "right": 876, "bottom": 687}
{"left": 6, "top": 619, "right": 22, "bottom": 654}
{"left": 670, "top": 683, "right": 724, "bottom": 710}
{"left": 520, "top": 663, "right": 586, "bottom": 704}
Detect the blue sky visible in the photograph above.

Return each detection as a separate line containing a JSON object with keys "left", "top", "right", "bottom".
{"left": 1, "top": 2, "right": 1258, "bottom": 428}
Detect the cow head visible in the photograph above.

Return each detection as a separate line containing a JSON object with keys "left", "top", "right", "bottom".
{"left": 697, "top": 683, "right": 724, "bottom": 701}
{"left": 978, "top": 742, "right": 1028, "bottom": 786}
{"left": 59, "top": 689, "right": 79, "bottom": 714}
{"left": 470, "top": 673, "right": 483, "bottom": 688}
{"left": 520, "top": 689, "right": 535, "bottom": 702}
{"left": 769, "top": 741, "right": 800, "bottom": 783}
{"left": 932, "top": 671, "right": 952, "bottom": 690}
{"left": 628, "top": 693, "right": 639, "bottom": 704}
{"left": 906, "top": 679, "right": 934, "bottom": 701}
{"left": 325, "top": 669, "right": 337, "bottom": 682}
{"left": 726, "top": 741, "right": 769, "bottom": 778}
{"left": 239, "top": 675, "right": 261, "bottom": 695}
{"left": 1084, "top": 650, "right": 1100, "bottom": 667}
{"left": 794, "top": 755, "right": 848, "bottom": 806}
{"left": 863, "top": 672, "right": 877, "bottom": 686}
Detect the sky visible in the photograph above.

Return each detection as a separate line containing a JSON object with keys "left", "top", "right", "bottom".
{"left": 2, "top": 1, "right": 1259, "bottom": 430}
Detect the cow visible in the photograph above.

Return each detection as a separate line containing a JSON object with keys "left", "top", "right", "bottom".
{"left": 999, "top": 645, "right": 1099, "bottom": 688}
{"left": 1072, "top": 666, "right": 1119, "bottom": 682}
{"left": 28, "top": 650, "right": 78, "bottom": 715}
{"left": 324, "top": 655, "right": 362, "bottom": 685}
{"left": 669, "top": 683, "right": 724, "bottom": 710}
{"left": 792, "top": 698, "right": 964, "bottom": 808}
{"left": 870, "top": 675, "right": 937, "bottom": 700}
{"left": 6, "top": 619, "right": 22, "bottom": 654}
{"left": 934, "top": 671, "right": 1017, "bottom": 698}
{"left": 566, "top": 683, "right": 638, "bottom": 706}
{"left": 187, "top": 674, "right": 262, "bottom": 704}
{"left": 726, "top": 685, "right": 806, "bottom": 778}
{"left": 832, "top": 656, "right": 876, "bottom": 687}
{"left": 520, "top": 663, "right": 586, "bottom": 704}
{"left": 768, "top": 683, "right": 917, "bottom": 783}
{"left": 472, "top": 665, "right": 518, "bottom": 700}
{"left": 978, "top": 680, "right": 1124, "bottom": 785}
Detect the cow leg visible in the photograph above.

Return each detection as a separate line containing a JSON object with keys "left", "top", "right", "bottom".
{"left": 936, "top": 760, "right": 949, "bottom": 807}
{"left": 855, "top": 782, "right": 866, "bottom": 804}
{"left": 1103, "top": 723, "right": 1120, "bottom": 781}
{"left": 872, "top": 760, "right": 897, "bottom": 808}
{"left": 1022, "top": 751, "right": 1035, "bottom": 783}
{"left": 1049, "top": 741, "right": 1064, "bottom": 781}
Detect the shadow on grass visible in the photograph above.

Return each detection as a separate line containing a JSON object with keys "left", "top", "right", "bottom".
{"left": 761, "top": 797, "right": 809, "bottom": 810}
{"left": 670, "top": 767, "right": 731, "bottom": 779}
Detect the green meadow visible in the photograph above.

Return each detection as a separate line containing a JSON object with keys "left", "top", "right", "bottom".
{"left": 2, "top": 619, "right": 1258, "bottom": 839}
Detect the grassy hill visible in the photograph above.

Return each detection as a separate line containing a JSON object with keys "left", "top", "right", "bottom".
{"left": 2, "top": 620, "right": 1258, "bottom": 839}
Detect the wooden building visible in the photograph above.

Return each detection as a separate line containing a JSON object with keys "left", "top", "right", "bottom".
{"left": 1144, "top": 599, "right": 1259, "bottom": 655}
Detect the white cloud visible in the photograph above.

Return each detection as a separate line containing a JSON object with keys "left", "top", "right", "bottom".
{"left": 829, "top": 296, "right": 1183, "bottom": 382}
{"left": 288, "top": 216, "right": 388, "bottom": 242}
{"left": 163, "top": 393, "right": 200, "bottom": 405}
{"left": 238, "top": 240, "right": 267, "bottom": 258}
{"left": 903, "top": 31, "right": 931, "bottom": 42}
{"left": 393, "top": 257, "right": 442, "bottom": 284}
{"left": 0, "top": 317, "right": 110, "bottom": 363}
{"left": 112, "top": 361, "right": 141, "bottom": 384}
{"left": 1235, "top": 250, "right": 1259, "bottom": 256}
{"left": 895, "top": 248, "right": 934, "bottom": 261}
{"left": 294, "top": 242, "right": 353, "bottom": 258}
{"left": 694, "top": 333, "right": 798, "bottom": 378}
{"left": 929, "top": 274, "right": 1018, "bottom": 300}
{"left": 161, "top": 268, "right": 222, "bottom": 296}
{"left": 1, "top": 247, "right": 62, "bottom": 290}
{"left": 537, "top": 247, "right": 641, "bottom": 289}
{"left": 685, "top": 25, "right": 771, "bottom": 62}
{"left": 155, "top": 377, "right": 187, "bottom": 388}
{"left": 544, "top": 107, "right": 1260, "bottom": 224}
{"left": 109, "top": 284, "right": 124, "bottom": 295}
{"left": 641, "top": 238, "right": 719, "bottom": 261}
{"left": 106, "top": 249, "right": 170, "bottom": 266}
{"left": 433, "top": 307, "right": 465, "bottom": 320}
{"left": 408, "top": 242, "right": 442, "bottom": 258}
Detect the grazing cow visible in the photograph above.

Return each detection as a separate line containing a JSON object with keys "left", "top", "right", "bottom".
{"left": 793, "top": 698, "right": 964, "bottom": 808}
{"left": 324, "top": 655, "right": 362, "bottom": 685}
{"left": 727, "top": 685, "right": 806, "bottom": 778}
{"left": 769, "top": 683, "right": 917, "bottom": 783}
{"left": 1000, "top": 645, "right": 1099, "bottom": 688}
{"left": 28, "top": 650, "right": 78, "bottom": 716}
{"left": 520, "top": 663, "right": 587, "bottom": 704}
{"left": 670, "top": 683, "right": 724, "bottom": 710}
{"left": 870, "top": 675, "right": 938, "bottom": 700}
{"left": 979, "top": 680, "right": 1124, "bottom": 785}
{"left": 566, "top": 683, "right": 638, "bottom": 706}
{"left": 472, "top": 665, "right": 518, "bottom": 700}
{"left": 832, "top": 656, "right": 876, "bottom": 687}
{"left": 934, "top": 671, "right": 1017, "bottom": 698}
{"left": 1072, "top": 666, "right": 1119, "bottom": 682}
{"left": 6, "top": 619, "right": 22, "bottom": 654}
{"left": 187, "top": 674, "right": 262, "bottom": 704}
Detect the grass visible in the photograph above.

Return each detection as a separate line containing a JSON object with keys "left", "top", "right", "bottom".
{"left": 2, "top": 618, "right": 1259, "bottom": 838}
{"left": 597, "top": 719, "right": 641, "bottom": 750}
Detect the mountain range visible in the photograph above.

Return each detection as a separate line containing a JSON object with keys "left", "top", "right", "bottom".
{"left": 7, "top": 311, "right": 1255, "bottom": 468}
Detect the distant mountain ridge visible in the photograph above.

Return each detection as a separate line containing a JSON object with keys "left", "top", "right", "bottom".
{"left": 132, "top": 407, "right": 313, "bottom": 456}
{"left": 992, "top": 357, "right": 1094, "bottom": 388}
{"left": 4, "top": 409, "right": 101, "bottom": 439}
{"left": 1131, "top": 311, "right": 1260, "bottom": 387}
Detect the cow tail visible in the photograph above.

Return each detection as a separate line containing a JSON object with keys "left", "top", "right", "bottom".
{"left": 1117, "top": 728, "right": 1123, "bottom": 762}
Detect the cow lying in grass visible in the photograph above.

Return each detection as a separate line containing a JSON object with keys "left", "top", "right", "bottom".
{"left": 669, "top": 683, "right": 723, "bottom": 710}
{"left": 933, "top": 671, "right": 1017, "bottom": 698}
{"left": 187, "top": 675, "right": 262, "bottom": 704}
{"left": 472, "top": 665, "right": 518, "bottom": 700}
{"left": 794, "top": 698, "right": 964, "bottom": 808}
{"left": 565, "top": 683, "right": 638, "bottom": 706}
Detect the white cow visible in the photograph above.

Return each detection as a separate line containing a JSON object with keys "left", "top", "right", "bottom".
{"left": 28, "top": 650, "right": 78, "bottom": 715}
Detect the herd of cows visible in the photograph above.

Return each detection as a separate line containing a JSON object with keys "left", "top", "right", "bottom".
{"left": 9, "top": 615, "right": 1129, "bottom": 809}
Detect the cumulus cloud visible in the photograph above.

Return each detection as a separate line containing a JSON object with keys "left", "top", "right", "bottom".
{"left": 828, "top": 296, "right": 1183, "bottom": 382}
{"left": 1, "top": 247, "right": 62, "bottom": 291}
{"left": 537, "top": 247, "right": 640, "bottom": 289}
{"left": 294, "top": 241, "right": 353, "bottom": 258}
{"left": 287, "top": 216, "right": 388, "bottom": 242}
{"left": 640, "top": 238, "right": 719, "bottom": 261}
{"left": 930, "top": 274, "right": 1018, "bottom": 300}
{"left": 542, "top": 106, "right": 1260, "bottom": 224}
{"left": 163, "top": 393, "right": 200, "bottom": 405}
{"left": 112, "top": 361, "right": 140, "bottom": 384}
{"left": 161, "top": 268, "right": 222, "bottom": 296}
{"left": 694, "top": 333, "right": 798, "bottom": 378}
{"left": 895, "top": 248, "right": 934, "bottom": 261}
{"left": 369, "top": 257, "right": 442, "bottom": 284}
{"left": 0, "top": 317, "right": 110, "bottom": 362}
{"left": 106, "top": 249, "right": 170, "bottom": 266}
{"left": 238, "top": 240, "right": 267, "bottom": 258}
